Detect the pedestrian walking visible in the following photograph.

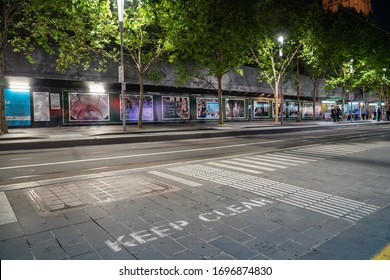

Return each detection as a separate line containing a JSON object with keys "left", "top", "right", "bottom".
{"left": 377, "top": 108, "right": 381, "bottom": 121}
{"left": 336, "top": 107, "right": 341, "bottom": 122}
{"left": 331, "top": 108, "right": 336, "bottom": 122}
{"left": 386, "top": 108, "right": 390, "bottom": 121}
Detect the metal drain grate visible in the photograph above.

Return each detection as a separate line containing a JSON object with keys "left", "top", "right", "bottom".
{"left": 26, "top": 174, "right": 178, "bottom": 213}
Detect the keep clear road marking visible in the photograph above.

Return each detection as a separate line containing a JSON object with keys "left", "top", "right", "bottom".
{"left": 0, "top": 139, "right": 285, "bottom": 171}
{"left": 0, "top": 192, "right": 17, "bottom": 225}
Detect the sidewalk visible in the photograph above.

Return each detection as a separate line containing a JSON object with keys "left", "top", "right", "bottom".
{"left": 0, "top": 119, "right": 388, "bottom": 151}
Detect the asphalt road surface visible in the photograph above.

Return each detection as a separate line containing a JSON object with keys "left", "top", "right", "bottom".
{"left": 0, "top": 124, "right": 389, "bottom": 260}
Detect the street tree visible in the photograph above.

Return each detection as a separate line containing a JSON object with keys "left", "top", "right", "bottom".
{"left": 351, "top": 27, "right": 390, "bottom": 110}
{"left": 250, "top": 0, "right": 304, "bottom": 124}
{"left": 51, "top": 0, "right": 174, "bottom": 129}
{"left": 168, "top": 0, "right": 265, "bottom": 124}
{"left": 299, "top": 3, "right": 330, "bottom": 120}
{"left": 0, "top": 0, "right": 20, "bottom": 134}
{"left": 251, "top": 36, "right": 300, "bottom": 123}
{"left": 320, "top": 7, "right": 383, "bottom": 115}
{"left": 121, "top": 0, "right": 174, "bottom": 128}
{"left": 0, "top": 0, "right": 113, "bottom": 134}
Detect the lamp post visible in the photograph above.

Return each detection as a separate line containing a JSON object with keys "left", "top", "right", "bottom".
{"left": 118, "top": 0, "right": 126, "bottom": 131}
{"left": 382, "top": 68, "right": 387, "bottom": 121}
{"left": 349, "top": 59, "right": 354, "bottom": 122}
{"left": 278, "top": 36, "right": 284, "bottom": 125}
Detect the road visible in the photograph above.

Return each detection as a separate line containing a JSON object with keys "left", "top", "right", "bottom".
{"left": 0, "top": 124, "right": 389, "bottom": 260}
{"left": 1, "top": 125, "right": 389, "bottom": 185}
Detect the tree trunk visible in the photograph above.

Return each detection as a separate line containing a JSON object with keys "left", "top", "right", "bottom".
{"left": 274, "top": 79, "right": 279, "bottom": 123}
{"left": 0, "top": 46, "right": 8, "bottom": 134}
{"left": 342, "top": 87, "right": 345, "bottom": 120}
{"left": 217, "top": 75, "right": 223, "bottom": 125}
{"left": 296, "top": 57, "right": 301, "bottom": 122}
{"left": 312, "top": 78, "right": 319, "bottom": 121}
{"left": 138, "top": 72, "right": 144, "bottom": 129}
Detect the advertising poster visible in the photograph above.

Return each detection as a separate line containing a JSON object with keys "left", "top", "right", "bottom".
{"left": 120, "top": 94, "right": 154, "bottom": 121}
{"left": 253, "top": 101, "right": 269, "bottom": 118}
{"left": 33, "top": 92, "right": 50, "bottom": 122}
{"left": 302, "top": 102, "right": 322, "bottom": 119}
{"left": 197, "top": 98, "right": 219, "bottom": 119}
{"left": 302, "top": 102, "right": 313, "bottom": 118}
{"left": 286, "top": 102, "right": 299, "bottom": 118}
{"left": 162, "top": 96, "right": 190, "bottom": 120}
{"left": 272, "top": 101, "right": 286, "bottom": 118}
{"left": 50, "top": 93, "right": 61, "bottom": 109}
{"left": 226, "top": 99, "right": 245, "bottom": 119}
{"left": 69, "top": 92, "right": 110, "bottom": 122}
{"left": 4, "top": 88, "right": 31, "bottom": 126}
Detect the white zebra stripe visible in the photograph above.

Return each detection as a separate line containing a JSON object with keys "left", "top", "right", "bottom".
{"left": 206, "top": 162, "right": 262, "bottom": 174}
{"left": 219, "top": 160, "right": 276, "bottom": 171}
{"left": 148, "top": 171, "right": 202, "bottom": 187}
{"left": 0, "top": 192, "right": 17, "bottom": 225}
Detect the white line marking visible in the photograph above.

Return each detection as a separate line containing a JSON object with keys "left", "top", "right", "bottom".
{"left": 0, "top": 192, "right": 17, "bottom": 225}
{"left": 282, "top": 150, "right": 334, "bottom": 158}
{"left": 10, "top": 157, "right": 32, "bottom": 161}
{"left": 10, "top": 175, "right": 39, "bottom": 180}
{"left": 148, "top": 171, "right": 202, "bottom": 187}
{"left": 270, "top": 153, "right": 319, "bottom": 161}
{"left": 253, "top": 156, "right": 298, "bottom": 166}
{"left": 206, "top": 162, "right": 262, "bottom": 174}
{"left": 219, "top": 160, "right": 276, "bottom": 171}
{"left": 236, "top": 158, "right": 289, "bottom": 169}
{"left": 0, "top": 139, "right": 284, "bottom": 171}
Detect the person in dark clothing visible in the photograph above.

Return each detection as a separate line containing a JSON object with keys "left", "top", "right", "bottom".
{"left": 377, "top": 108, "right": 381, "bottom": 121}
{"left": 386, "top": 108, "right": 390, "bottom": 121}
{"left": 365, "top": 109, "right": 370, "bottom": 120}
{"left": 336, "top": 107, "right": 341, "bottom": 122}
{"left": 331, "top": 108, "right": 336, "bottom": 122}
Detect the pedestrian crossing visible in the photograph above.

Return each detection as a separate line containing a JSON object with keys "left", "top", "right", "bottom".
{"left": 203, "top": 141, "right": 389, "bottom": 175}
{"left": 148, "top": 142, "right": 388, "bottom": 223}
{"left": 0, "top": 192, "right": 17, "bottom": 226}
{"left": 163, "top": 164, "right": 379, "bottom": 223}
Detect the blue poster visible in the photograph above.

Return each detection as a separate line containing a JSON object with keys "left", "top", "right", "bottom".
{"left": 197, "top": 98, "right": 219, "bottom": 119}
{"left": 4, "top": 89, "right": 31, "bottom": 126}
{"left": 121, "top": 94, "right": 154, "bottom": 121}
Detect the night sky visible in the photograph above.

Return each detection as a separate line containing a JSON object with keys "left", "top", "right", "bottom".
{"left": 371, "top": 0, "right": 390, "bottom": 33}
{"left": 306, "top": 0, "right": 390, "bottom": 34}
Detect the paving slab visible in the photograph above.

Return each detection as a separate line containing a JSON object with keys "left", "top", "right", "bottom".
{"left": 30, "top": 239, "right": 67, "bottom": 260}
{"left": 0, "top": 222, "right": 24, "bottom": 241}
{"left": 210, "top": 236, "right": 257, "bottom": 260}
{"left": 0, "top": 236, "right": 32, "bottom": 260}
{"left": 176, "top": 234, "right": 221, "bottom": 258}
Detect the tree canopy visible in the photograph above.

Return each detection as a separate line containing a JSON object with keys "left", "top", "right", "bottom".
{"left": 167, "top": 0, "right": 266, "bottom": 124}
{"left": 1, "top": 0, "right": 390, "bottom": 133}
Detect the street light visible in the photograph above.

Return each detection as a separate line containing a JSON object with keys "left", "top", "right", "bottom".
{"left": 278, "top": 36, "right": 284, "bottom": 125}
{"left": 382, "top": 68, "right": 387, "bottom": 121}
{"left": 118, "top": 0, "right": 126, "bottom": 131}
{"left": 349, "top": 59, "right": 354, "bottom": 122}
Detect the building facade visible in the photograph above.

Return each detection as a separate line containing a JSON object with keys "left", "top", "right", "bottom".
{"left": 4, "top": 44, "right": 340, "bottom": 128}
{"left": 322, "top": 0, "right": 372, "bottom": 15}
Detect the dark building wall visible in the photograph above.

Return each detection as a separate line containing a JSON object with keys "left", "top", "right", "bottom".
{"left": 4, "top": 44, "right": 346, "bottom": 127}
